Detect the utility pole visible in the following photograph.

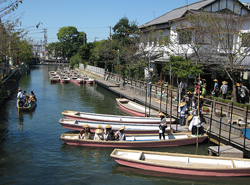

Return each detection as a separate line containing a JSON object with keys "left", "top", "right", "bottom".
{"left": 109, "top": 26, "right": 112, "bottom": 39}
{"left": 43, "top": 28, "right": 47, "bottom": 60}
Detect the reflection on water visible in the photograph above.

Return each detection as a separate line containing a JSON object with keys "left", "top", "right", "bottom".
{"left": 0, "top": 65, "right": 250, "bottom": 184}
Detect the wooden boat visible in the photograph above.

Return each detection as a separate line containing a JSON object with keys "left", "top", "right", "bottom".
{"left": 116, "top": 98, "right": 158, "bottom": 117}
{"left": 60, "top": 76, "right": 71, "bottom": 83}
{"left": 60, "top": 133, "right": 207, "bottom": 148}
{"left": 48, "top": 71, "right": 57, "bottom": 77}
{"left": 83, "top": 77, "right": 94, "bottom": 84}
{"left": 70, "top": 76, "right": 84, "bottom": 84}
{"left": 61, "top": 110, "right": 171, "bottom": 124}
{"left": 50, "top": 75, "right": 60, "bottom": 82}
{"left": 17, "top": 100, "right": 37, "bottom": 111}
{"left": 59, "top": 118, "right": 171, "bottom": 134}
{"left": 110, "top": 149, "right": 250, "bottom": 177}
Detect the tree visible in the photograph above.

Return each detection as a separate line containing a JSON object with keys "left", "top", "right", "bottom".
{"left": 57, "top": 26, "right": 86, "bottom": 58}
{"left": 112, "top": 16, "right": 139, "bottom": 46}
{"left": 162, "top": 55, "right": 204, "bottom": 102}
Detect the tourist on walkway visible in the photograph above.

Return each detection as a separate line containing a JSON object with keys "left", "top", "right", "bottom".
{"left": 220, "top": 81, "right": 228, "bottom": 99}
{"left": 190, "top": 97, "right": 198, "bottom": 116}
{"left": 178, "top": 102, "right": 188, "bottom": 126}
{"left": 240, "top": 83, "right": 249, "bottom": 104}
{"left": 158, "top": 112, "right": 168, "bottom": 140}
{"left": 212, "top": 79, "right": 219, "bottom": 97}
{"left": 201, "top": 79, "right": 207, "bottom": 96}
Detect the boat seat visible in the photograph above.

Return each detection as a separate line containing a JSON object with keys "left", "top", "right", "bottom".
{"left": 144, "top": 158, "right": 233, "bottom": 169}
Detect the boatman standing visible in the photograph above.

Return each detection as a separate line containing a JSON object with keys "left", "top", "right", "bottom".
{"left": 17, "top": 88, "right": 24, "bottom": 107}
{"left": 158, "top": 112, "right": 168, "bottom": 140}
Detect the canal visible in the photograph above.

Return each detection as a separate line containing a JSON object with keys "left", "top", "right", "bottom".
{"left": 0, "top": 65, "right": 249, "bottom": 184}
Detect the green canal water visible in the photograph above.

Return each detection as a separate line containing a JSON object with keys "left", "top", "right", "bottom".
{"left": 0, "top": 65, "right": 249, "bottom": 185}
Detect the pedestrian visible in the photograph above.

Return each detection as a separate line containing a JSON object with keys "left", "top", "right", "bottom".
{"left": 212, "top": 79, "right": 219, "bottom": 97}
{"left": 158, "top": 112, "right": 168, "bottom": 140}
{"left": 179, "top": 81, "right": 187, "bottom": 100}
{"left": 220, "top": 81, "right": 228, "bottom": 99}
{"left": 240, "top": 83, "right": 249, "bottom": 104}
{"left": 201, "top": 79, "right": 207, "bottom": 96}
{"left": 178, "top": 102, "right": 188, "bottom": 126}
{"left": 190, "top": 96, "right": 198, "bottom": 116}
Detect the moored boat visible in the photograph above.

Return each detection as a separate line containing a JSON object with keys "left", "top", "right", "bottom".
{"left": 110, "top": 148, "right": 250, "bottom": 177}
{"left": 60, "top": 76, "right": 71, "bottom": 83}
{"left": 60, "top": 133, "right": 207, "bottom": 148}
{"left": 116, "top": 98, "right": 158, "bottom": 117}
{"left": 59, "top": 118, "right": 170, "bottom": 134}
{"left": 61, "top": 110, "right": 171, "bottom": 124}
{"left": 84, "top": 77, "right": 94, "bottom": 85}
{"left": 50, "top": 75, "right": 60, "bottom": 82}
{"left": 70, "top": 76, "right": 84, "bottom": 84}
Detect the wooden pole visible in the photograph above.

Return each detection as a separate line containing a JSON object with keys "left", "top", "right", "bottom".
{"left": 149, "top": 84, "right": 152, "bottom": 117}
{"left": 145, "top": 86, "right": 147, "bottom": 117}
{"left": 218, "top": 106, "right": 223, "bottom": 156}
{"left": 229, "top": 102, "right": 233, "bottom": 142}
{"left": 208, "top": 103, "right": 213, "bottom": 147}
{"left": 243, "top": 105, "right": 249, "bottom": 157}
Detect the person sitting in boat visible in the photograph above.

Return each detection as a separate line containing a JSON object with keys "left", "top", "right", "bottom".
{"left": 25, "top": 95, "right": 33, "bottom": 107}
{"left": 158, "top": 112, "right": 168, "bottom": 140}
{"left": 79, "top": 124, "right": 91, "bottom": 140}
{"left": 94, "top": 128, "right": 104, "bottom": 140}
{"left": 17, "top": 88, "right": 24, "bottom": 107}
{"left": 115, "top": 126, "right": 126, "bottom": 141}
{"left": 30, "top": 91, "right": 37, "bottom": 101}
{"left": 103, "top": 125, "right": 115, "bottom": 141}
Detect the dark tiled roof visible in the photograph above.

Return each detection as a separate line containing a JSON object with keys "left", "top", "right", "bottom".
{"left": 139, "top": 0, "right": 215, "bottom": 28}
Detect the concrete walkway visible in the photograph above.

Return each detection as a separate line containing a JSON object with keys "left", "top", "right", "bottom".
{"left": 77, "top": 68, "right": 250, "bottom": 157}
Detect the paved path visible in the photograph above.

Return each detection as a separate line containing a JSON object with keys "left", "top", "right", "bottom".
{"left": 77, "top": 68, "right": 250, "bottom": 157}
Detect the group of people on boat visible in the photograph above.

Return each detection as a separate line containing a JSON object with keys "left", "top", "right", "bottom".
{"left": 79, "top": 124, "right": 126, "bottom": 141}
{"left": 17, "top": 88, "right": 37, "bottom": 108}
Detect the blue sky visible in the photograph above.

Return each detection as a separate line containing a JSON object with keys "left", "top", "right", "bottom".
{"left": 10, "top": 0, "right": 198, "bottom": 44}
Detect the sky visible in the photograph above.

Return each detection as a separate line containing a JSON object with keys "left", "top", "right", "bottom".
{"left": 6, "top": 0, "right": 199, "bottom": 44}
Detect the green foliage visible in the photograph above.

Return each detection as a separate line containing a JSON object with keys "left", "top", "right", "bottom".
{"left": 112, "top": 16, "right": 139, "bottom": 46}
{"left": 162, "top": 56, "right": 204, "bottom": 79}
{"left": 56, "top": 26, "right": 86, "bottom": 58}
{"left": 69, "top": 54, "right": 83, "bottom": 67}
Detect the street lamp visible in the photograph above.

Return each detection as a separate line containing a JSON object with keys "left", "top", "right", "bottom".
{"left": 116, "top": 49, "right": 119, "bottom": 84}
{"left": 147, "top": 52, "right": 152, "bottom": 97}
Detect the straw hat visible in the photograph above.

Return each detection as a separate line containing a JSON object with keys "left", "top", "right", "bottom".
{"left": 199, "top": 95, "right": 204, "bottom": 99}
{"left": 105, "top": 125, "right": 112, "bottom": 129}
{"left": 186, "top": 91, "right": 192, "bottom": 95}
{"left": 213, "top": 79, "right": 218, "bottom": 82}
{"left": 197, "top": 77, "right": 201, "bottom": 80}
{"left": 236, "top": 82, "right": 241, "bottom": 87}
{"left": 96, "top": 125, "right": 102, "bottom": 129}
{"left": 95, "top": 129, "right": 103, "bottom": 134}
{"left": 179, "top": 102, "right": 186, "bottom": 107}
{"left": 18, "top": 88, "right": 22, "bottom": 91}
{"left": 158, "top": 112, "right": 165, "bottom": 117}
{"left": 83, "top": 124, "right": 89, "bottom": 128}
{"left": 222, "top": 81, "right": 228, "bottom": 85}
{"left": 187, "top": 115, "right": 193, "bottom": 122}
{"left": 202, "top": 79, "right": 206, "bottom": 81}
{"left": 119, "top": 126, "right": 125, "bottom": 131}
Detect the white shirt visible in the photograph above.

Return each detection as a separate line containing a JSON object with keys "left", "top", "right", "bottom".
{"left": 17, "top": 92, "right": 23, "bottom": 99}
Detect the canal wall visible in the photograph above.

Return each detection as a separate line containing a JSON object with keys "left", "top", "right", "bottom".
{"left": 0, "top": 63, "right": 29, "bottom": 106}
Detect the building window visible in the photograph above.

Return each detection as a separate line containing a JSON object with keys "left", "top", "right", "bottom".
{"left": 178, "top": 29, "right": 192, "bottom": 44}
{"left": 242, "top": 33, "right": 250, "bottom": 47}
